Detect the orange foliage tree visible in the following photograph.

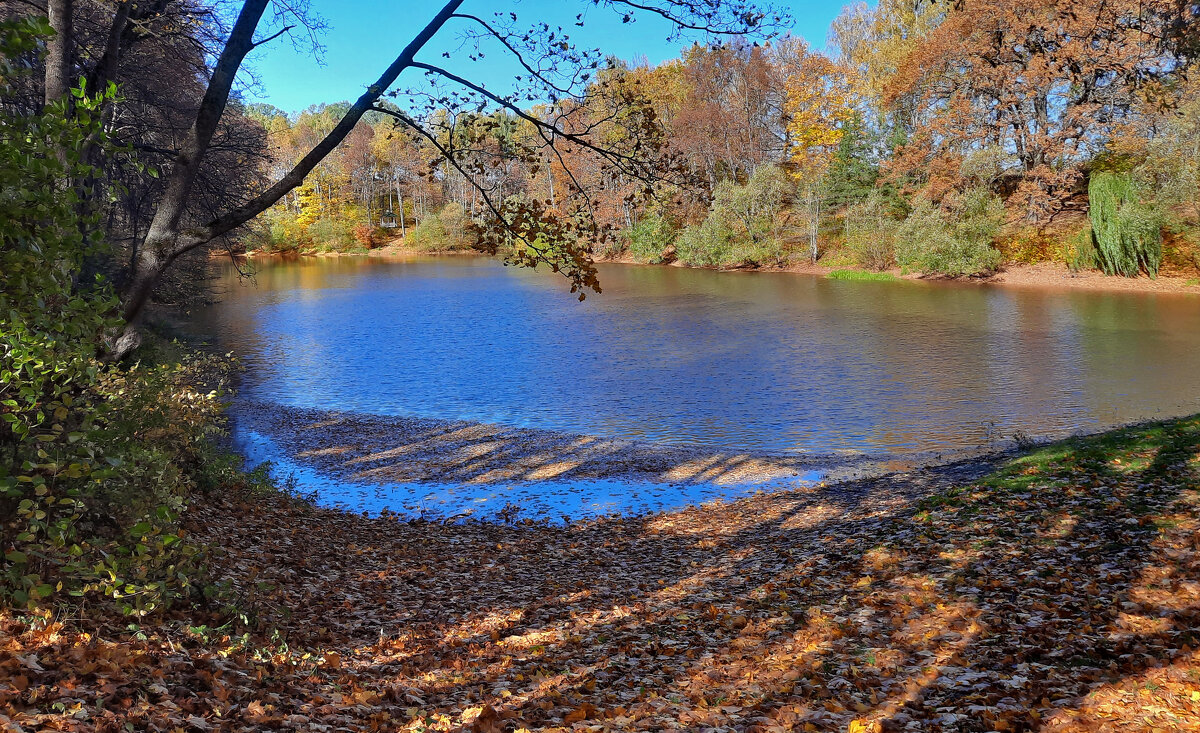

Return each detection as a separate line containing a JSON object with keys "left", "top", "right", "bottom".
{"left": 884, "top": 0, "right": 1187, "bottom": 222}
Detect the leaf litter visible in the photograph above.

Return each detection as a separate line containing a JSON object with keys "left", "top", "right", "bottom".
{"left": 2, "top": 416, "right": 1199, "bottom": 732}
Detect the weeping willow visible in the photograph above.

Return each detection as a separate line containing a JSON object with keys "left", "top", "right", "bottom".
{"left": 1088, "top": 171, "right": 1163, "bottom": 278}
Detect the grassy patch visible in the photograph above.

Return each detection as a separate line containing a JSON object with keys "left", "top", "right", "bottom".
{"left": 980, "top": 416, "right": 1198, "bottom": 494}
{"left": 827, "top": 269, "right": 899, "bottom": 282}
{"left": 1185, "top": 277, "right": 1199, "bottom": 287}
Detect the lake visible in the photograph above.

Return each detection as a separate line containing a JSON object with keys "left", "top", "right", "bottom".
{"left": 189, "top": 256, "right": 1200, "bottom": 518}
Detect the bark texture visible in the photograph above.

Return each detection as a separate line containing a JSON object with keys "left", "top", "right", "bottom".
{"left": 44, "top": 0, "right": 73, "bottom": 106}
{"left": 112, "top": 0, "right": 465, "bottom": 357}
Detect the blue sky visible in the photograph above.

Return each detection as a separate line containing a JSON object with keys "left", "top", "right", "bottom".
{"left": 244, "top": 1, "right": 848, "bottom": 114}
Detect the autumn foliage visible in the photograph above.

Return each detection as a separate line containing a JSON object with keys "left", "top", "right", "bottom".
{"left": 241, "top": 0, "right": 1200, "bottom": 278}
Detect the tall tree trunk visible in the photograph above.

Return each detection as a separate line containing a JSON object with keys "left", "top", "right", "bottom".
{"left": 807, "top": 187, "right": 819, "bottom": 263}
{"left": 45, "top": 0, "right": 73, "bottom": 106}
{"left": 397, "top": 182, "right": 406, "bottom": 235}
{"left": 111, "top": 0, "right": 466, "bottom": 359}
{"left": 89, "top": 1, "right": 131, "bottom": 95}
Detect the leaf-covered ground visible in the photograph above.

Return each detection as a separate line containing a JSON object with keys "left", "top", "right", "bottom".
{"left": 3, "top": 415, "right": 1200, "bottom": 732}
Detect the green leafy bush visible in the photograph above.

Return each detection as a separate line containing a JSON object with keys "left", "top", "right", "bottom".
{"left": 625, "top": 213, "right": 678, "bottom": 263}
{"left": 1067, "top": 227, "right": 1101, "bottom": 272}
{"left": 894, "top": 188, "right": 1003, "bottom": 276}
{"left": 408, "top": 203, "right": 477, "bottom": 252}
{"left": 1087, "top": 171, "right": 1163, "bottom": 277}
{"left": 0, "top": 19, "right": 232, "bottom": 615}
{"left": 242, "top": 211, "right": 308, "bottom": 253}
{"left": 675, "top": 214, "right": 737, "bottom": 266}
{"left": 842, "top": 192, "right": 898, "bottom": 271}
{"left": 1, "top": 19, "right": 116, "bottom": 457}
{"left": 676, "top": 165, "right": 787, "bottom": 267}
{"left": 307, "top": 217, "right": 355, "bottom": 251}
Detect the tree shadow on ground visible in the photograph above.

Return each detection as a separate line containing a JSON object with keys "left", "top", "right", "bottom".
{"left": 9, "top": 418, "right": 1197, "bottom": 732}
{"left": 234, "top": 402, "right": 873, "bottom": 489}
{"left": 291, "top": 417, "right": 1197, "bottom": 732}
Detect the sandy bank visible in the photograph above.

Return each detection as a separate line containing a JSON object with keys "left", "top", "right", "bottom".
{"left": 595, "top": 253, "right": 1200, "bottom": 295}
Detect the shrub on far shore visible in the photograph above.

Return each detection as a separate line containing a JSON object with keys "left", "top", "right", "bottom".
{"left": 353, "top": 223, "right": 386, "bottom": 249}
{"left": 843, "top": 192, "right": 898, "bottom": 271}
{"left": 625, "top": 213, "right": 678, "bottom": 264}
{"left": 242, "top": 216, "right": 308, "bottom": 253}
{"left": 307, "top": 217, "right": 355, "bottom": 251}
{"left": 675, "top": 166, "right": 787, "bottom": 268}
{"left": 895, "top": 188, "right": 1003, "bottom": 276}
{"left": 407, "top": 203, "right": 477, "bottom": 252}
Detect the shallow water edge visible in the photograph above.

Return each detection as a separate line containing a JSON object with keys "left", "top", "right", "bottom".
{"left": 229, "top": 401, "right": 1029, "bottom": 522}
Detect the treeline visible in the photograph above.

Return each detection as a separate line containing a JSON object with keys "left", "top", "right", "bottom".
{"left": 255, "top": 0, "right": 1200, "bottom": 278}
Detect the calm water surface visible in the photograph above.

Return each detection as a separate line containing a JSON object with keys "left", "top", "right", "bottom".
{"left": 189, "top": 257, "right": 1200, "bottom": 518}
{"left": 194, "top": 256, "right": 1200, "bottom": 454}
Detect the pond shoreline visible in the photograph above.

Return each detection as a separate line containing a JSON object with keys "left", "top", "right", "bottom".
{"left": 590, "top": 252, "right": 1200, "bottom": 295}
{"left": 227, "top": 400, "right": 1200, "bottom": 524}
{"left": 229, "top": 245, "right": 1200, "bottom": 296}
{"left": 232, "top": 401, "right": 969, "bottom": 487}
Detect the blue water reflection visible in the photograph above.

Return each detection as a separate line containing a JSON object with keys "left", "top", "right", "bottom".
{"left": 189, "top": 256, "right": 1200, "bottom": 517}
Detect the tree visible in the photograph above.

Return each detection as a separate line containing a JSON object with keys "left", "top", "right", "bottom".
{"left": 884, "top": 0, "right": 1190, "bottom": 221}
{"left": 1130, "top": 75, "right": 1200, "bottom": 229}
{"left": 43, "top": 0, "right": 71, "bottom": 105}
{"left": 829, "top": 0, "right": 947, "bottom": 129}
{"left": 824, "top": 111, "right": 879, "bottom": 209}
{"left": 6, "top": 0, "right": 274, "bottom": 303}
{"left": 1087, "top": 171, "right": 1163, "bottom": 278}
{"left": 783, "top": 46, "right": 854, "bottom": 262}
{"left": 672, "top": 40, "right": 781, "bottom": 186}
{"left": 40, "top": 0, "right": 779, "bottom": 357}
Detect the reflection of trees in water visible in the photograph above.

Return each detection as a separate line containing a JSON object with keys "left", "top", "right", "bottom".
{"left": 1072, "top": 293, "right": 1200, "bottom": 422}
{"left": 200, "top": 259, "right": 1200, "bottom": 455}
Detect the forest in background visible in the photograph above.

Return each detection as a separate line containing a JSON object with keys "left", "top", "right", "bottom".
{"left": 246, "top": 0, "right": 1200, "bottom": 279}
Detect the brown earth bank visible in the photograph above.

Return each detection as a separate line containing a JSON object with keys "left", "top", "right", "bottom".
{"left": 3, "top": 415, "right": 1200, "bottom": 732}
{"left": 594, "top": 253, "right": 1200, "bottom": 296}
{"left": 981, "top": 262, "right": 1200, "bottom": 294}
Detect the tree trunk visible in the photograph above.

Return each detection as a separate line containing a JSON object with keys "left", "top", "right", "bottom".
{"left": 397, "top": 182, "right": 406, "bottom": 235}
{"left": 88, "top": 1, "right": 131, "bottom": 96}
{"left": 807, "top": 188, "right": 819, "bottom": 264}
{"left": 45, "top": 0, "right": 73, "bottom": 107}
{"left": 111, "top": 0, "right": 466, "bottom": 359}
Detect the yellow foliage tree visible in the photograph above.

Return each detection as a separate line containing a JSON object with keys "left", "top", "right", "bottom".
{"left": 783, "top": 50, "right": 856, "bottom": 262}
{"left": 294, "top": 181, "right": 321, "bottom": 228}
{"left": 830, "top": 0, "right": 948, "bottom": 114}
